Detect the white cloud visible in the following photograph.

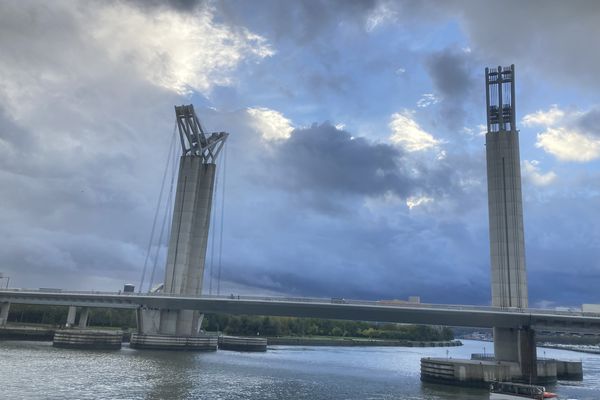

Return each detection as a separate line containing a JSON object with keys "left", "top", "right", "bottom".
{"left": 477, "top": 124, "right": 487, "bottom": 136}
{"left": 536, "top": 128, "right": 600, "bottom": 162}
{"left": 247, "top": 107, "right": 294, "bottom": 140}
{"left": 89, "top": 3, "right": 273, "bottom": 95}
{"left": 522, "top": 105, "right": 600, "bottom": 162}
{"left": 416, "top": 93, "right": 440, "bottom": 108}
{"left": 406, "top": 195, "right": 433, "bottom": 210}
{"left": 365, "top": 3, "right": 397, "bottom": 32}
{"left": 522, "top": 105, "right": 569, "bottom": 127}
{"left": 522, "top": 160, "right": 557, "bottom": 186}
{"left": 389, "top": 110, "right": 441, "bottom": 152}
{"left": 0, "top": 1, "right": 274, "bottom": 113}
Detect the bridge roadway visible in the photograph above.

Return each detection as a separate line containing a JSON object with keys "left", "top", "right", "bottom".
{"left": 1, "top": 289, "right": 599, "bottom": 334}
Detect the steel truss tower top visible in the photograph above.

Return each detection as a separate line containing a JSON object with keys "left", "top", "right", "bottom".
{"left": 175, "top": 104, "right": 228, "bottom": 162}
{"left": 485, "top": 64, "right": 516, "bottom": 133}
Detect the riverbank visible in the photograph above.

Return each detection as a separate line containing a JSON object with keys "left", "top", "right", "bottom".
{"left": 267, "top": 336, "right": 462, "bottom": 347}
{"left": 541, "top": 343, "right": 600, "bottom": 355}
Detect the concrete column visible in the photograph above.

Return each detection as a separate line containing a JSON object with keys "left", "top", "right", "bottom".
{"left": 486, "top": 131, "right": 528, "bottom": 309}
{"left": 0, "top": 302, "right": 10, "bottom": 326}
{"left": 66, "top": 306, "right": 77, "bottom": 327}
{"left": 518, "top": 327, "right": 537, "bottom": 383}
{"left": 78, "top": 307, "right": 90, "bottom": 328}
{"left": 159, "top": 159, "right": 216, "bottom": 336}
{"left": 137, "top": 308, "right": 161, "bottom": 334}
{"left": 493, "top": 327, "right": 519, "bottom": 362}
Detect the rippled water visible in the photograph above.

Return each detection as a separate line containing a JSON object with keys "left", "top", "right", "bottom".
{"left": 0, "top": 339, "right": 599, "bottom": 399}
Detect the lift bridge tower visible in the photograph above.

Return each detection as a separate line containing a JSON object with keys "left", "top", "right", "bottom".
{"left": 132, "top": 105, "right": 228, "bottom": 349}
{"left": 485, "top": 65, "right": 535, "bottom": 376}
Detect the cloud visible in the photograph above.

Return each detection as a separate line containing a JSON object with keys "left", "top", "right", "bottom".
{"left": 268, "top": 122, "right": 407, "bottom": 198}
{"left": 247, "top": 107, "right": 294, "bottom": 140}
{"left": 423, "top": 47, "right": 477, "bottom": 130}
{"left": 406, "top": 195, "right": 433, "bottom": 210}
{"left": 522, "top": 105, "right": 568, "bottom": 127}
{"left": 416, "top": 93, "right": 440, "bottom": 108}
{"left": 536, "top": 128, "right": 600, "bottom": 162}
{"left": 0, "top": 1, "right": 273, "bottom": 108}
{"left": 0, "top": 1, "right": 275, "bottom": 290}
{"left": 523, "top": 105, "right": 600, "bottom": 162}
{"left": 454, "top": 1, "right": 600, "bottom": 91}
{"left": 389, "top": 110, "right": 441, "bottom": 152}
{"left": 522, "top": 160, "right": 557, "bottom": 187}
{"left": 90, "top": 2, "right": 273, "bottom": 95}
{"left": 425, "top": 48, "right": 473, "bottom": 100}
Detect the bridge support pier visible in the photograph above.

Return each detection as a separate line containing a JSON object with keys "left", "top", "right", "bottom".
{"left": 518, "top": 326, "right": 537, "bottom": 383}
{"left": 78, "top": 307, "right": 90, "bottom": 329}
{"left": 0, "top": 302, "right": 10, "bottom": 326}
{"left": 66, "top": 306, "right": 77, "bottom": 328}
{"left": 493, "top": 327, "right": 519, "bottom": 362}
{"left": 494, "top": 326, "right": 537, "bottom": 382}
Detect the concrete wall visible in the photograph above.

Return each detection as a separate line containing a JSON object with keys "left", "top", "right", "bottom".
{"left": 421, "top": 358, "right": 514, "bottom": 387}
{"left": 555, "top": 360, "right": 583, "bottom": 380}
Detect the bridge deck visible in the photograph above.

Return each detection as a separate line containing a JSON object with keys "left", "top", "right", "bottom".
{"left": 1, "top": 289, "right": 599, "bottom": 333}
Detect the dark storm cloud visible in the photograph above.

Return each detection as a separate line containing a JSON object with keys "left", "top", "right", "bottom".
{"left": 214, "top": 0, "right": 377, "bottom": 44}
{"left": 424, "top": 48, "right": 478, "bottom": 131}
{"left": 270, "top": 123, "right": 408, "bottom": 196}
{"left": 425, "top": 49, "right": 473, "bottom": 100}
{"left": 450, "top": 0, "right": 600, "bottom": 91}
{"left": 257, "top": 122, "right": 487, "bottom": 219}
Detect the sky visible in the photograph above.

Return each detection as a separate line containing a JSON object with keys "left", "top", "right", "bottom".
{"left": 1, "top": 0, "right": 599, "bottom": 308}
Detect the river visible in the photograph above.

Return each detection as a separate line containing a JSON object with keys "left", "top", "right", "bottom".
{"left": 0, "top": 339, "right": 599, "bottom": 399}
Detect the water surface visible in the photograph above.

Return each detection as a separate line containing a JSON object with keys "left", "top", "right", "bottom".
{"left": 0, "top": 339, "right": 598, "bottom": 399}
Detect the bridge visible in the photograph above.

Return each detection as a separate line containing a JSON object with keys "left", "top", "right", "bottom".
{"left": 0, "top": 67, "right": 596, "bottom": 385}
{"left": 2, "top": 289, "right": 600, "bottom": 334}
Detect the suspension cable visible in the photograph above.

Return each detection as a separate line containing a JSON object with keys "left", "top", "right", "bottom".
{"left": 217, "top": 142, "right": 228, "bottom": 295}
{"left": 148, "top": 132, "right": 178, "bottom": 292}
{"left": 208, "top": 154, "right": 220, "bottom": 295}
{"left": 139, "top": 123, "right": 177, "bottom": 293}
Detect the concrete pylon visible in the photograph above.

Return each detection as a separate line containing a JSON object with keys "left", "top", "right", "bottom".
{"left": 66, "top": 306, "right": 77, "bottom": 327}
{"left": 484, "top": 65, "right": 533, "bottom": 369}
{"left": 78, "top": 307, "right": 90, "bottom": 328}
{"left": 159, "top": 160, "right": 216, "bottom": 336}
{"left": 134, "top": 105, "right": 227, "bottom": 351}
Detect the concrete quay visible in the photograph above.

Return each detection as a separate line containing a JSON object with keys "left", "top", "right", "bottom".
{"left": 471, "top": 353, "right": 583, "bottom": 381}
{"left": 267, "top": 337, "right": 462, "bottom": 347}
{"left": 0, "top": 324, "right": 55, "bottom": 341}
{"left": 218, "top": 335, "right": 267, "bottom": 352}
{"left": 421, "top": 355, "right": 583, "bottom": 387}
{"left": 129, "top": 333, "right": 217, "bottom": 351}
{"left": 53, "top": 329, "right": 123, "bottom": 350}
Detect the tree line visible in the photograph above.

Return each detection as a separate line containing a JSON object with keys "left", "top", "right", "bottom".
{"left": 203, "top": 314, "right": 454, "bottom": 341}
